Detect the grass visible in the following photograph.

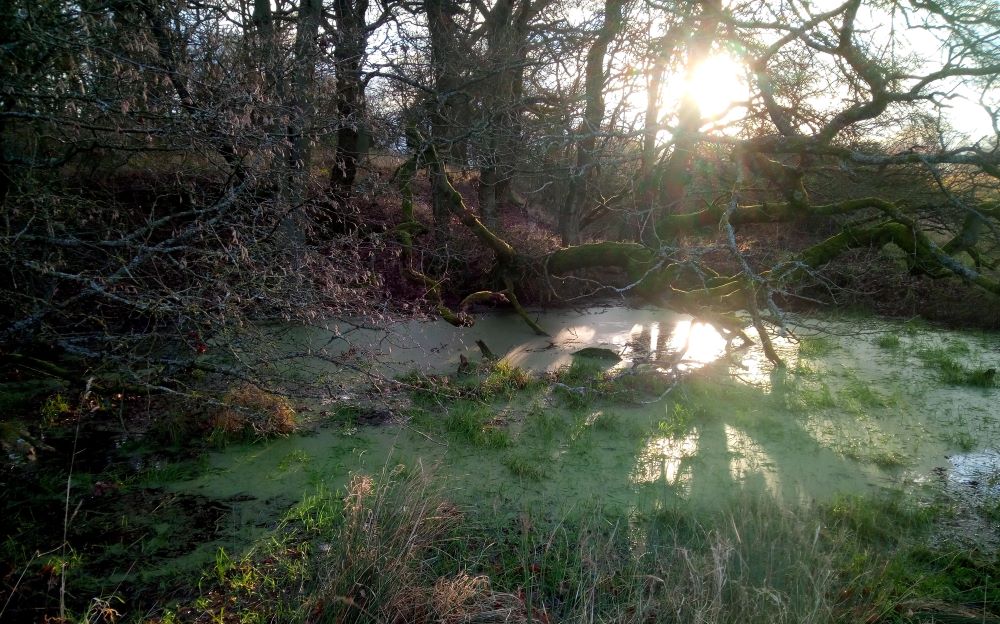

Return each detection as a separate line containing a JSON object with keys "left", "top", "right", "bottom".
{"left": 553, "top": 357, "right": 675, "bottom": 407}
{"left": 824, "top": 493, "right": 1000, "bottom": 622}
{"left": 943, "top": 430, "right": 976, "bottom": 452}
{"left": 479, "top": 361, "right": 535, "bottom": 400}
{"left": 840, "top": 377, "right": 895, "bottom": 411}
{"left": 502, "top": 452, "right": 547, "bottom": 481}
{"left": 444, "top": 400, "right": 510, "bottom": 448}
{"left": 523, "top": 404, "right": 564, "bottom": 442}
{"left": 313, "top": 475, "right": 1000, "bottom": 623}
{"left": 784, "top": 379, "right": 837, "bottom": 411}
{"left": 591, "top": 410, "right": 620, "bottom": 432}
{"left": 658, "top": 402, "right": 697, "bottom": 437}
{"left": 27, "top": 457, "right": 992, "bottom": 624}
{"left": 557, "top": 356, "right": 611, "bottom": 387}
{"left": 875, "top": 333, "right": 901, "bottom": 349}
{"left": 822, "top": 492, "right": 936, "bottom": 545}
{"left": 10, "top": 321, "right": 999, "bottom": 623}
{"left": 916, "top": 347, "right": 998, "bottom": 387}
{"left": 210, "top": 383, "right": 296, "bottom": 444}
{"left": 799, "top": 335, "right": 838, "bottom": 357}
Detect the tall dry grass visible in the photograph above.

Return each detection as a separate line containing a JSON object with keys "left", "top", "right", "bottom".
{"left": 306, "top": 468, "right": 849, "bottom": 624}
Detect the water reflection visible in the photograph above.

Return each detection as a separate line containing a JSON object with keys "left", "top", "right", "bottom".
{"left": 666, "top": 320, "right": 728, "bottom": 368}
{"left": 191, "top": 309, "right": 1000, "bottom": 528}
{"left": 632, "top": 430, "right": 698, "bottom": 488}
{"left": 271, "top": 305, "right": 801, "bottom": 387}
{"left": 725, "top": 425, "right": 780, "bottom": 498}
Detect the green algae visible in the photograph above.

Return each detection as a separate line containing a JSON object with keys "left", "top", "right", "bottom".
{"left": 8, "top": 307, "right": 1000, "bottom": 621}
{"left": 175, "top": 311, "right": 999, "bottom": 533}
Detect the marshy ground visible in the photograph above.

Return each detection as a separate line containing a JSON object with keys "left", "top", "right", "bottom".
{"left": 2, "top": 308, "right": 999, "bottom": 623}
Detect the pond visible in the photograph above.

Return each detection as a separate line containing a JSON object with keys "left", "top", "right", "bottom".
{"left": 8, "top": 306, "right": 999, "bottom": 621}
{"left": 178, "top": 306, "right": 1000, "bottom": 545}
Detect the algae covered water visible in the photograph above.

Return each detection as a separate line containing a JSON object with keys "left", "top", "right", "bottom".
{"left": 177, "top": 307, "right": 1000, "bottom": 538}
{"left": 7, "top": 307, "right": 998, "bottom": 622}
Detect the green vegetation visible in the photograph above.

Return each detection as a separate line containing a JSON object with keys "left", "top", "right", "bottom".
{"left": 556, "top": 355, "right": 610, "bottom": 387}
{"left": 3, "top": 316, "right": 998, "bottom": 622}
{"left": 916, "top": 347, "right": 998, "bottom": 387}
{"left": 799, "top": 335, "right": 838, "bottom": 357}
{"left": 502, "top": 452, "right": 548, "bottom": 480}
{"left": 943, "top": 430, "right": 976, "bottom": 452}
{"left": 658, "top": 402, "right": 697, "bottom": 436}
{"left": 150, "top": 471, "right": 998, "bottom": 624}
{"left": 40, "top": 393, "right": 72, "bottom": 424}
{"left": 209, "top": 384, "right": 297, "bottom": 445}
{"left": 444, "top": 400, "right": 511, "bottom": 448}
{"left": 840, "top": 377, "right": 895, "bottom": 411}
{"left": 591, "top": 410, "right": 620, "bottom": 431}
{"left": 823, "top": 493, "right": 1000, "bottom": 622}
{"left": 400, "top": 360, "right": 536, "bottom": 405}
{"left": 875, "top": 333, "right": 902, "bottom": 349}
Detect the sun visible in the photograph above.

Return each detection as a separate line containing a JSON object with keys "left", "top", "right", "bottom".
{"left": 681, "top": 54, "right": 750, "bottom": 121}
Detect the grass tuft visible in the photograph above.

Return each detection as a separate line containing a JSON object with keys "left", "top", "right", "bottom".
{"left": 798, "top": 335, "right": 837, "bottom": 357}
{"left": 444, "top": 401, "right": 510, "bottom": 448}
{"left": 210, "top": 384, "right": 296, "bottom": 444}
{"left": 502, "top": 453, "right": 547, "bottom": 481}
{"left": 875, "top": 334, "right": 901, "bottom": 349}
{"left": 916, "top": 348, "right": 997, "bottom": 387}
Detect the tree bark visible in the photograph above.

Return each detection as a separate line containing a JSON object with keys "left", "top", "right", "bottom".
{"left": 558, "top": 0, "right": 623, "bottom": 246}
{"left": 645, "top": 0, "right": 722, "bottom": 246}
{"left": 330, "top": 0, "right": 370, "bottom": 200}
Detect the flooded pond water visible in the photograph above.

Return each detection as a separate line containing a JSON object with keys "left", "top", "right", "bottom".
{"left": 178, "top": 307, "right": 1000, "bottom": 547}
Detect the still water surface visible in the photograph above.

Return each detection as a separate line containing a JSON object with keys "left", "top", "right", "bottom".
{"left": 180, "top": 307, "right": 999, "bottom": 535}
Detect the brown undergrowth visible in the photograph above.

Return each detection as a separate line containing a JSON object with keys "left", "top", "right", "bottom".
{"left": 210, "top": 384, "right": 296, "bottom": 441}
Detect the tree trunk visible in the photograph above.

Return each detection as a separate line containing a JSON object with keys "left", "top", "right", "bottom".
{"left": 289, "top": 0, "right": 321, "bottom": 180}
{"left": 478, "top": 164, "right": 500, "bottom": 230}
{"left": 558, "top": 0, "right": 623, "bottom": 246}
{"left": 645, "top": 0, "right": 721, "bottom": 246}
{"left": 425, "top": 0, "right": 467, "bottom": 233}
{"left": 633, "top": 22, "right": 679, "bottom": 241}
{"left": 475, "top": 0, "right": 533, "bottom": 231}
{"left": 330, "top": 0, "right": 370, "bottom": 200}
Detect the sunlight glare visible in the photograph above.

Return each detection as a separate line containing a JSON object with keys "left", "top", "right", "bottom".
{"left": 682, "top": 54, "right": 749, "bottom": 120}
{"left": 667, "top": 320, "right": 728, "bottom": 368}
